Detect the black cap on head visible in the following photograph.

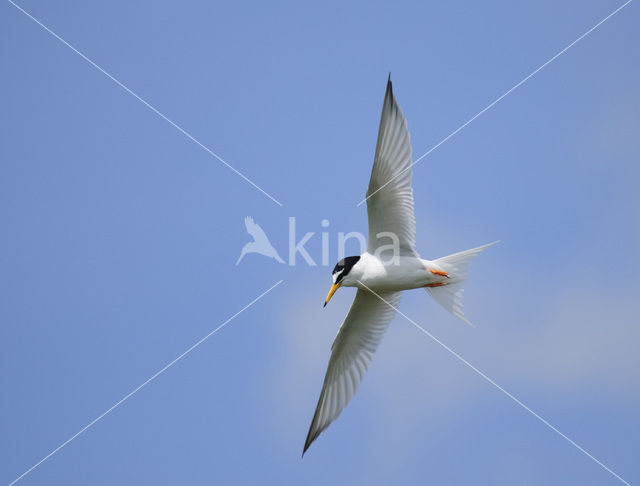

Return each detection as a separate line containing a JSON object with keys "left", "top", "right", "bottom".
{"left": 332, "top": 256, "right": 360, "bottom": 284}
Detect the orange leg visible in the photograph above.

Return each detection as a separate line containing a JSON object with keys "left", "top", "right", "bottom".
{"left": 429, "top": 269, "right": 449, "bottom": 278}
{"left": 425, "top": 282, "right": 447, "bottom": 288}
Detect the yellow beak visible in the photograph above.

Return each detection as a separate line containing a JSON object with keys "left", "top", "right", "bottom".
{"left": 324, "top": 282, "right": 342, "bottom": 307}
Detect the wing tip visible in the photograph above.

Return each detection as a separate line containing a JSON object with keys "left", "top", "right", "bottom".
{"left": 382, "top": 74, "right": 396, "bottom": 117}
{"left": 302, "top": 429, "right": 316, "bottom": 457}
{"left": 302, "top": 398, "right": 322, "bottom": 457}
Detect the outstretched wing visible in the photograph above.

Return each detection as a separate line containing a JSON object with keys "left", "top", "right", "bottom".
{"left": 366, "top": 78, "right": 417, "bottom": 257}
{"left": 303, "top": 289, "right": 401, "bottom": 454}
{"left": 244, "top": 216, "right": 270, "bottom": 246}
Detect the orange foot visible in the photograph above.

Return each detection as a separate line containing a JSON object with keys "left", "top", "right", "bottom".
{"left": 425, "top": 282, "right": 447, "bottom": 288}
{"left": 429, "top": 269, "right": 449, "bottom": 278}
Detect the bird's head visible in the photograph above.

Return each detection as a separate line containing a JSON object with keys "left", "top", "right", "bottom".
{"left": 324, "top": 256, "right": 361, "bottom": 307}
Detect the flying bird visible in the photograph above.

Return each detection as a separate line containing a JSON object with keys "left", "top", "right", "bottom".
{"left": 303, "top": 77, "right": 497, "bottom": 454}
{"left": 236, "top": 216, "right": 285, "bottom": 265}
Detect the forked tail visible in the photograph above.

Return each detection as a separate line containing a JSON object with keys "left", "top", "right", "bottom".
{"left": 426, "top": 241, "right": 499, "bottom": 327}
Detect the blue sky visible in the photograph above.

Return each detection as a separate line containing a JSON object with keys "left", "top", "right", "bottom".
{"left": 1, "top": 1, "right": 638, "bottom": 484}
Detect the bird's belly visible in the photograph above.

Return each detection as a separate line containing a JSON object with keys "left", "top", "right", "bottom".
{"left": 358, "top": 257, "right": 432, "bottom": 291}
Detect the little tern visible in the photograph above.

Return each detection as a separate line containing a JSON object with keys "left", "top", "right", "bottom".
{"left": 303, "top": 76, "right": 497, "bottom": 455}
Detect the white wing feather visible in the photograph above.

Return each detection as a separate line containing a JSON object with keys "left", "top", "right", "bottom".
{"left": 366, "top": 78, "right": 417, "bottom": 257}
{"left": 303, "top": 290, "right": 400, "bottom": 454}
